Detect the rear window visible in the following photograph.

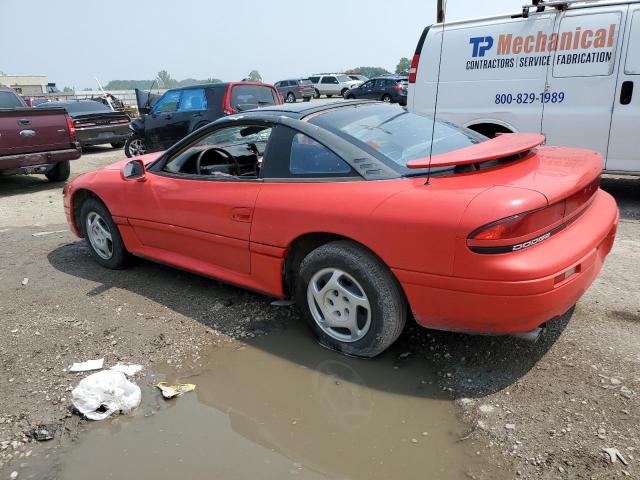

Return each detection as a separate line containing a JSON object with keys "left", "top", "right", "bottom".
{"left": 0, "top": 91, "right": 25, "bottom": 108}
{"left": 299, "top": 79, "right": 312, "bottom": 85}
{"left": 310, "top": 104, "right": 485, "bottom": 176}
{"left": 230, "top": 85, "right": 276, "bottom": 111}
{"left": 51, "top": 101, "right": 110, "bottom": 113}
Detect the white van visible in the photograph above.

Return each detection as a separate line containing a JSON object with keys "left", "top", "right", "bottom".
{"left": 408, "top": 0, "right": 640, "bottom": 174}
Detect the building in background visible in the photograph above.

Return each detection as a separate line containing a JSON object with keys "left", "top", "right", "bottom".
{"left": 0, "top": 74, "right": 51, "bottom": 95}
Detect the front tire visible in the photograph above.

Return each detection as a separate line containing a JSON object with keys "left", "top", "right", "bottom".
{"left": 296, "top": 240, "right": 406, "bottom": 358}
{"left": 124, "top": 135, "right": 146, "bottom": 158}
{"left": 80, "top": 198, "right": 129, "bottom": 269}
{"left": 45, "top": 160, "right": 70, "bottom": 182}
{"left": 314, "top": 89, "right": 320, "bottom": 99}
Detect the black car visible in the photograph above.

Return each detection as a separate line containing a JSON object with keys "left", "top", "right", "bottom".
{"left": 343, "top": 77, "right": 408, "bottom": 105}
{"left": 37, "top": 100, "right": 131, "bottom": 149}
{"left": 125, "top": 82, "right": 281, "bottom": 157}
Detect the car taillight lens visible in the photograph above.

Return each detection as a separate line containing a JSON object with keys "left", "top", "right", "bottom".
{"left": 468, "top": 177, "right": 600, "bottom": 253}
{"left": 110, "top": 118, "right": 130, "bottom": 124}
{"left": 74, "top": 120, "right": 96, "bottom": 128}
{"left": 408, "top": 54, "right": 420, "bottom": 83}
{"left": 393, "top": 84, "right": 405, "bottom": 91}
{"left": 66, "top": 115, "right": 76, "bottom": 140}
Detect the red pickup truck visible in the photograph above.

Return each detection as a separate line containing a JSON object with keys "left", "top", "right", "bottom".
{"left": 0, "top": 86, "right": 81, "bottom": 182}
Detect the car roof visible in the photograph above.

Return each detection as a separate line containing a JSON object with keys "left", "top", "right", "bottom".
{"left": 167, "top": 82, "right": 273, "bottom": 92}
{"left": 228, "top": 99, "right": 380, "bottom": 120}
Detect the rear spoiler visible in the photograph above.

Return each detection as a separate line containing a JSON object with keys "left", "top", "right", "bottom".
{"left": 406, "top": 133, "right": 545, "bottom": 169}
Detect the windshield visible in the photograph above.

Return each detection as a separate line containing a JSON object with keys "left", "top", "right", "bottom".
{"left": 310, "top": 104, "right": 486, "bottom": 176}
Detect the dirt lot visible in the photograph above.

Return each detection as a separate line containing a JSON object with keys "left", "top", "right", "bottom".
{"left": 0, "top": 147, "right": 639, "bottom": 479}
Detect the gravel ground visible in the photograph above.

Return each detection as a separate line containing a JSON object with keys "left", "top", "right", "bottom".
{"left": 0, "top": 147, "right": 638, "bottom": 479}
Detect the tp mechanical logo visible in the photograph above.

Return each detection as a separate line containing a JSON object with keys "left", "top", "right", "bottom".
{"left": 469, "top": 36, "right": 494, "bottom": 57}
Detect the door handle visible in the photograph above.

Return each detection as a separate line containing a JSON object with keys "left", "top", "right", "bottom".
{"left": 620, "top": 81, "right": 633, "bottom": 105}
{"left": 192, "top": 112, "right": 203, "bottom": 117}
{"left": 231, "top": 207, "right": 252, "bottom": 223}
{"left": 165, "top": 114, "right": 172, "bottom": 120}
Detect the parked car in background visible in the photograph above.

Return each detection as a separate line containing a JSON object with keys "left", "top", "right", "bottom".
{"left": 348, "top": 74, "right": 369, "bottom": 83}
{"left": 125, "top": 82, "right": 282, "bottom": 157}
{"left": 274, "top": 79, "right": 315, "bottom": 103}
{"left": 38, "top": 100, "right": 131, "bottom": 149}
{"left": 344, "top": 76, "right": 408, "bottom": 105}
{"left": 308, "top": 74, "right": 362, "bottom": 98}
{"left": 64, "top": 101, "right": 617, "bottom": 357}
{"left": 0, "top": 86, "right": 80, "bottom": 182}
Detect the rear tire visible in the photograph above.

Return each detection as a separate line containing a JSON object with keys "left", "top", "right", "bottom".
{"left": 381, "top": 94, "right": 392, "bottom": 103}
{"left": 303, "top": 97, "right": 311, "bottom": 102}
{"left": 295, "top": 240, "right": 406, "bottom": 358}
{"left": 124, "top": 135, "right": 146, "bottom": 158}
{"left": 286, "top": 92, "right": 296, "bottom": 103}
{"left": 45, "top": 160, "right": 70, "bottom": 182}
{"left": 80, "top": 197, "right": 129, "bottom": 270}
{"left": 110, "top": 141, "right": 125, "bottom": 149}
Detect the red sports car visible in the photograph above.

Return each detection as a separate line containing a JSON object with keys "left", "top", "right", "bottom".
{"left": 63, "top": 101, "right": 619, "bottom": 357}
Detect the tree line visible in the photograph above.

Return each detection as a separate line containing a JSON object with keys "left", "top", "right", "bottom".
{"left": 102, "top": 58, "right": 411, "bottom": 91}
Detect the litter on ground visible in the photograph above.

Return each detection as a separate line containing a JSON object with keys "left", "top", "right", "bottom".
{"left": 71, "top": 370, "right": 141, "bottom": 420}
{"left": 155, "top": 382, "right": 196, "bottom": 399}
{"left": 69, "top": 358, "right": 104, "bottom": 372}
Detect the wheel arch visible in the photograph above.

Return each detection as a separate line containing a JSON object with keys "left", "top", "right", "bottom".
{"left": 282, "top": 232, "right": 406, "bottom": 301}
{"left": 71, "top": 188, "right": 108, "bottom": 237}
{"left": 464, "top": 120, "right": 516, "bottom": 138}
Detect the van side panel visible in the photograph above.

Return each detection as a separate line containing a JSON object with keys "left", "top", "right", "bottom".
{"left": 426, "top": 15, "right": 556, "bottom": 134}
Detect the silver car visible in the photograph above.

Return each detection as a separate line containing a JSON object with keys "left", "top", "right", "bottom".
{"left": 307, "top": 74, "right": 362, "bottom": 99}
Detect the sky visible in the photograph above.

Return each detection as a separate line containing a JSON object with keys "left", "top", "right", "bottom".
{"left": 0, "top": 0, "right": 525, "bottom": 89}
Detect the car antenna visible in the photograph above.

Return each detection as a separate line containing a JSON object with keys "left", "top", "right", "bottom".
{"left": 146, "top": 78, "right": 158, "bottom": 109}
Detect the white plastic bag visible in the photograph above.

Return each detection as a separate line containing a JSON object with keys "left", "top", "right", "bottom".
{"left": 71, "top": 370, "right": 141, "bottom": 420}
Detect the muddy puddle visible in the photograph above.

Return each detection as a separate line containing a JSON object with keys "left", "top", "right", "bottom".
{"left": 26, "top": 322, "right": 511, "bottom": 480}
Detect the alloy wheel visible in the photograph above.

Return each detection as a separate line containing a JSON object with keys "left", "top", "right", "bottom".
{"left": 307, "top": 268, "right": 372, "bottom": 343}
{"left": 86, "top": 211, "right": 113, "bottom": 260}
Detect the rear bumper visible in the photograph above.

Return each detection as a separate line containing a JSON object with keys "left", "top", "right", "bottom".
{"left": 76, "top": 124, "right": 130, "bottom": 146}
{"left": 0, "top": 146, "right": 81, "bottom": 174}
{"left": 395, "top": 190, "right": 619, "bottom": 334}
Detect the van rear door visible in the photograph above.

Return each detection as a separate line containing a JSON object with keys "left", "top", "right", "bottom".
{"left": 607, "top": 5, "right": 640, "bottom": 173}
{"left": 541, "top": 5, "right": 627, "bottom": 164}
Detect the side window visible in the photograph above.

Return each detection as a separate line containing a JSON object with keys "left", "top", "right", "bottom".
{"left": 162, "top": 124, "right": 272, "bottom": 178}
{"left": 274, "top": 82, "right": 281, "bottom": 88}
{"left": 321, "top": 76, "right": 336, "bottom": 84}
{"left": 361, "top": 81, "right": 372, "bottom": 89}
{"left": 179, "top": 89, "right": 207, "bottom": 111}
{"left": 625, "top": 11, "right": 640, "bottom": 75}
{"left": 309, "top": 76, "right": 320, "bottom": 84}
{"left": 152, "top": 90, "right": 181, "bottom": 113}
{"left": 289, "top": 134, "right": 352, "bottom": 175}
{"left": 552, "top": 12, "right": 621, "bottom": 78}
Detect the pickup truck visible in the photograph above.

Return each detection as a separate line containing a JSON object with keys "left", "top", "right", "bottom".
{"left": 0, "top": 86, "right": 81, "bottom": 182}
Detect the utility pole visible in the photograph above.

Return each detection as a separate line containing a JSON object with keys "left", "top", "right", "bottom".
{"left": 437, "top": 0, "right": 446, "bottom": 22}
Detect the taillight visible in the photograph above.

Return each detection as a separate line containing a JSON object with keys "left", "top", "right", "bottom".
{"left": 66, "top": 115, "right": 76, "bottom": 140}
{"left": 109, "top": 118, "right": 130, "bottom": 124}
{"left": 468, "top": 178, "right": 600, "bottom": 253}
{"left": 74, "top": 120, "right": 96, "bottom": 128}
{"left": 408, "top": 54, "right": 420, "bottom": 83}
{"left": 393, "top": 84, "right": 405, "bottom": 91}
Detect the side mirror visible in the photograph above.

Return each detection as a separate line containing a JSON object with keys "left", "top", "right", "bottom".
{"left": 122, "top": 159, "right": 146, "bottom": 181}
